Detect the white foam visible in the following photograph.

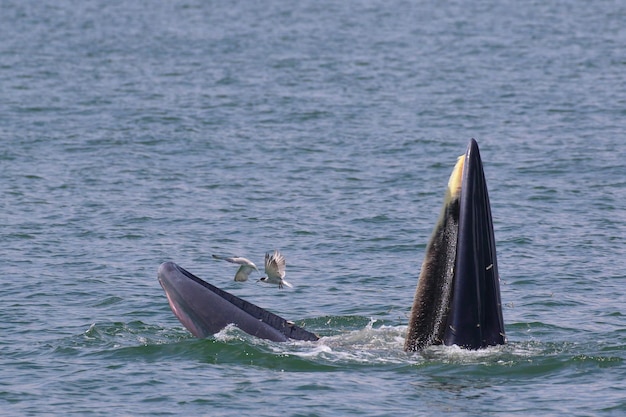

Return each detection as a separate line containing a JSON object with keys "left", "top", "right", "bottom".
{"left": 271, "top": 320, "right": 411, "bottom": 364}
{"left": 215, "top": 321, "right": 531, "bottom": 366}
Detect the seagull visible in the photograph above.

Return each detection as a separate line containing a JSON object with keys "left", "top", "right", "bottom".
{"left": 212, "top": 254, "right": 259, "bottom": 282}
{"left": 258, "top": 250, "right": 293, "bottom": 289}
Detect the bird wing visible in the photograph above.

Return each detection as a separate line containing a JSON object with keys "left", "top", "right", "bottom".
{"left": 234, "top": 265, "right": 257, "bottom": 282}
{"left": 264, "top": 250, "right": 286, "bottom": 280}
{"left": 212, "top": 254, "right": 258, "bottom": 270}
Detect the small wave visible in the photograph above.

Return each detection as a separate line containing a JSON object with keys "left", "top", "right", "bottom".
{"left": 270, "top": 319, "right": 560, "bottom": 368}
{"left": 47, "top": 321, "right": 191, "bottom": 357}
{"left": 46, "top": 318, "right": 623, "bottom": 374}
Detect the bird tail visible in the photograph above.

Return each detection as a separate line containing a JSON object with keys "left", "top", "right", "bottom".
{"left": 212, "top": 254, "right": 225, "bottom": 260}
{"left": 282, "top": 280, "right": 293, "bottom": 289}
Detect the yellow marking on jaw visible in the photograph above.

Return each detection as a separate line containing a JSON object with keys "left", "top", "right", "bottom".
{"left": 447, "top": 155, "right": 465, "bottom": 200}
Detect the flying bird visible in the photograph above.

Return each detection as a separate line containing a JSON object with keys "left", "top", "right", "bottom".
{"left": 259, "top": 250, "right": 292, "bottom": 289}
{"left": 212, "top": 254, "right": 259, "bottom": 282}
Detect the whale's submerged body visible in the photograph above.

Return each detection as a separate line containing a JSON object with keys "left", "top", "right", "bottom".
{"left": 157, "top": 139, "right": 505, "bottom": 350}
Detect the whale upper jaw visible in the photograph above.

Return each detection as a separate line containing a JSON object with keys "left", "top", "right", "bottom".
{"left": 157, "top": 261, "right": 319, "bottom": 342}
{"left": 404, "top": 139, "right": 505, "bottom": 351}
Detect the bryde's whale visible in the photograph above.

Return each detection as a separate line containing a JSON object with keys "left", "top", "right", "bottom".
{"left": 157, "top": 139, "right": 505, "bottom": 350}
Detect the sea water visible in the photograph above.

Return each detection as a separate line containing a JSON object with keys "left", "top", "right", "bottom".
{"left": 1, "top": 0, "right": 624, "bottom": 415}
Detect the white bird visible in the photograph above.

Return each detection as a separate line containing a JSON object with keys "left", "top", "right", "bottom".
{"left": 212, "top": 254, "right": 259, "bottom": 282}
{"left": 259, "top": 250, "right": 293, "bottom": 289}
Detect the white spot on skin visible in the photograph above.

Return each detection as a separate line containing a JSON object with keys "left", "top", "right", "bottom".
{"left": 486, "top": 264, "right": 493, "bottom": 270}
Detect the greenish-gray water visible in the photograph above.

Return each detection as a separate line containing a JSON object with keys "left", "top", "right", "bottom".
{"left": 1, "top": 0, "right": 624, "bottom": 415}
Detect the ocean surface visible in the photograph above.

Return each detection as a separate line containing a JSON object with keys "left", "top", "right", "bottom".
{"left": 1, "top": 0, "right": 625, "bottom": 415}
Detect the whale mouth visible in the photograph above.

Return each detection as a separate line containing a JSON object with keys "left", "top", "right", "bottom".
{"left": 157, "top": 139, "right": 504, "bottom": 350}
{"left": 404, "top": 139, "right": 505, "bottom": 351}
